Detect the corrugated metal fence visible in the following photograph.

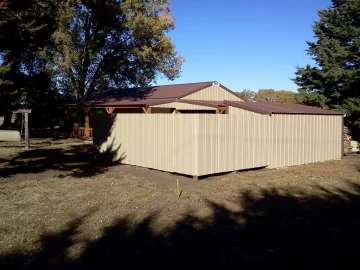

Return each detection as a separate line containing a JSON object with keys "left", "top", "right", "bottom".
{"left": 94, "top": 114, "right": 342, "bottom": 177}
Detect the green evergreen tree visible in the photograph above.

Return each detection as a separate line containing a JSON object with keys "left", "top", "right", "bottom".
{"left": 0, "top": 0, "right": 57, "bottom": 128}
{"left": 294, "top": 0, "right": 360, "bottom": 137}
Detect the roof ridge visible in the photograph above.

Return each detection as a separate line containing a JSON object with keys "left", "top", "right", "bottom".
{"left": 152, "top": 81, "right": 215, "bottom": 87}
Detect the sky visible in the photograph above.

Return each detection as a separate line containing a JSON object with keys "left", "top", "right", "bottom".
{"left": 156, "top": 0, "right": 332, "bottom": 92}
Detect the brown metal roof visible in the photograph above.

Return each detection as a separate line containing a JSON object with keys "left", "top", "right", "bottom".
{"left": 60, "top": 82, "right": 222, "bottom": 107}
{"left": 224, "top": 101, "right": 344, "bottom": 115}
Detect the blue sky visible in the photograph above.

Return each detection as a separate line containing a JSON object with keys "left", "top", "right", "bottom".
{"left": 156, "top": 0, "right": 332, "bottom": 92}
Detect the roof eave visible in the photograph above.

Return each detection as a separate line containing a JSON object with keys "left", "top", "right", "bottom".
{"left": 224, "top": 100, "right": 272, "bottom": 115}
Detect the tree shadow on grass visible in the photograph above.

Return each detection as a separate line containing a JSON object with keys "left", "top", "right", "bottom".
{"left": 0, "top": 140, "right": 125, "bottom": 179}
{"left": 1, "top": 181, "right": 360, "bottom": 269}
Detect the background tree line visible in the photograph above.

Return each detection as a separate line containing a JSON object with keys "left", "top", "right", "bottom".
{"left": 0, "top": 0, "right": 359, "bottom": 138}
{"left": 0, "top": 0, "right": 183, "bottom": 129}
{"left": 235, "top": 89, "right": 301, "bottom": 104}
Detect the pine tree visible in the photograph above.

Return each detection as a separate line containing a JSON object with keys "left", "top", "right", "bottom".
{"left": 294, "top": 0, "right": 360, "bottom": 136}
{"left": 0, "top": 0, "right": 57, "bottom": 128}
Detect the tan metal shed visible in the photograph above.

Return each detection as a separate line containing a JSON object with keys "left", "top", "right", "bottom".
{"left": 64, "top": 81, "right": 343, "bottom": 178}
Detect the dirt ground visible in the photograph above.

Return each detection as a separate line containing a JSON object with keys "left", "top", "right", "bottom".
{"left": 0, "top": 139, "right": 360, "bottom": 269}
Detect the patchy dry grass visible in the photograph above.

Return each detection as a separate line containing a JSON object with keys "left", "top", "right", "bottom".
{"left": 0, "top": 140, "right": 359, "bottom": 269}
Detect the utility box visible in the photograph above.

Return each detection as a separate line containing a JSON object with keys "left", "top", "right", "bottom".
{"left": 0, "top": 130, "right": 21, "bottom": 142}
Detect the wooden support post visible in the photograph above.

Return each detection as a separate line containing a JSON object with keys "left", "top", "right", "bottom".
{"left": 105, "top": 107, "right": 115, "bottom": 114}
{"left": 177, "top": 179, "right": 182, "bottom": 198}
{"left": 25, "top": 112, "right": 30, "bottom": 150}
{"left": 15, "top": 109, "right": 32, "bottom": 150}
{"left": 65, "top": 109, "right": 70, "bottom": 121}
{"left": 83, "top": 107, "right": 90, "bottom": 137}
{"left": 65, "top": 109, "right": 71, "bottom": 136}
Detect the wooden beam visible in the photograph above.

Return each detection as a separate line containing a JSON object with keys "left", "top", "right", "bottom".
{"left": 60, "top": 105, "right": 145, "bottom": 110}
{"left": 15, "top": 109, "right": 32, "bottom": 114}
{"left": 142, "top": 106, "right": 152, "bottom": 114}
{"left": 216, "top": 106, "right": 227, "bottom": 114}
{"left": 83, "top": 107, "right": 91, "bottom": 114}
{"left": 105, "top": 107, "right": 115, "bottom": 114}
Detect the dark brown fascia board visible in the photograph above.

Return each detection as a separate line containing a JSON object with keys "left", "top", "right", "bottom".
{"left": 224, "top": 101, "right": 345, "bottom": 116}
{"left": 145, "top": 98, "right": 177, "bottom": 106}
{"left": 224, "top": 101, "right": 272, "bottom": 115}
{"left": 58, "top": 98, "right": 176, "bottom": 108}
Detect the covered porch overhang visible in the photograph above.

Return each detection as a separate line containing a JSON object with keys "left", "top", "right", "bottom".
{"left": 59, "top": 104, "right": 154, "bottom": 138}
{"left": 58, "top": 99, "right": 228, "bottom": 138}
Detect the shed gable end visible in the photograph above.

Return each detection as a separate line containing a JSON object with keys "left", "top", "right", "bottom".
{"left": 182, "top": 85, "right": 242, "bottom": 101}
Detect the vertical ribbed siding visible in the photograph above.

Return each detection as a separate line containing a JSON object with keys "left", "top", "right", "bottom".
{"left": 268, "top": 114, "right": 343, "bottom": 168}
{"left": 98, "top": 114, "right": 198, "bottom": 176}
{"left": 182, "top": 85, "right": 242, "bottom": 101}
{"left": 196, "top": 114, "right": 270, "bottom": 175}
{"left": 94, "top": 111, "right": 343, "bottom": 177}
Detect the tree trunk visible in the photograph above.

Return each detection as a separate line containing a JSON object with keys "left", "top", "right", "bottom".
{"left": 1, "top": 112, "right": 12, "bottom": 129}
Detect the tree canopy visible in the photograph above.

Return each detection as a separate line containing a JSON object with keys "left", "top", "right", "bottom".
{"left": 235, "top": 89, "right": 255, "bottom": 102}
{"left": 235, "top": 89, "right": 299, "bottom": 104}
{"left": 0, "top": 0, "right": 184, "bottom": 128}
{"left": 294, "top": 0, "right": 360, "bottom": 136}
{"left": 50, "top": 0, "right": 184, "bottom": 99}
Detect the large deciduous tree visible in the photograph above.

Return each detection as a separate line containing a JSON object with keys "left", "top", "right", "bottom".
{"left": 236, "top": 89, "right": 299, "bottom": 104}
{"left": 0, "top": 0, "right": 184, "bottom": 129}
{"left": 294, "top": 0, "right": 360, "bottom": 136}
{"left": 235, "top": 89, "right": 255, "bottom": 101}
{"left": 50, "top": 0, "right": 184, "bottom": 99}
{"left": 254, "top": 89, "right": 277, "bottom": 102}
{"left": 275, "top": 90, "right": 300, "bottom": 104}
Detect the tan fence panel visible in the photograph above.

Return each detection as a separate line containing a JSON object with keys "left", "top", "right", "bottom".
{"left": 96, "top": 114, "right": 199, "bottom": 176}
{"left": 268, "top": 114, "right": 342, "bottom": 168}
{"left": 197, "top": 114, "right": 270, "bottom": 176}
{"left": 94, "top": 112, "right": 343, "bottom": 177}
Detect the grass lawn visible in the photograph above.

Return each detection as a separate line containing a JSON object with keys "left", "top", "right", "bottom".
{"left": 0, "top": 139, "right": 360, "bottom": 269}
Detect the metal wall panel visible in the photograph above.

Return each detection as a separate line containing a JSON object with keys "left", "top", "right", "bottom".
{"left": 182, "top": 85, "right": 242, "bottom": 101}
{"left": 268, "top": 114, "right": 342, "bottom": 168}
{"left": 94, "top": 110, "right": 343, "bottom": 177}
{"left": 197, "top": 114, "right": 270, "bottom": 176}
{"left": 96, "top": 114, "right": 199, "bottom": 176}
{"left": 227, "top": 106, "right": 342, "bottom": 168}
